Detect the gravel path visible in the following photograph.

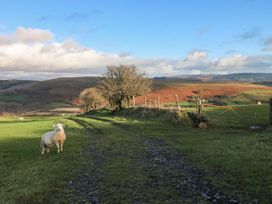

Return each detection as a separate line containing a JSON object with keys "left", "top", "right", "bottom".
{"left": 140, "top": 139, "right": 243, "bottom": 203}
{"left": 68, "top": 118, "right": 103, "bottom": 204}
{"left": 68, "top": 116, "right": 256, "bottom": 204}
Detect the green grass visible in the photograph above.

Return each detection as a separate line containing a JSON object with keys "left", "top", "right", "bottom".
{"left": 0, "top": 116, "right": 87, "bottom": 203}
{"left": 45, "top": 101, "right": 72, "bottom": 108}
{"left": 85, "top": 105, "right": 272, "bottom": 202}
{"left": 0, "top": 94, "right": 28, "bottom": 102}
{"left": 228, "top": 90, "right": 272, "bottom": 105}
{"left": 1, "top": 105, "right": 272, "bottom": 202}
{"left": 204, "top": 104, "right": 269, "bottom": 128}
{"left": 74, "top": 116, "right": 193, "bottom": 203}
{"left": 243, "top": 89, "right": 272, "bottom": 94}
{"left": 0, "top": 80, "right": 30, "bottom": 90}
{"left": 163, "top": 101, "right": 194, "bottom": 108}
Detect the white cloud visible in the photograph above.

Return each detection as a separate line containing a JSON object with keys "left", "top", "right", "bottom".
{"left": 215, "top": 55, "right": 247, "bottom": 68}
{"left": 191, "top": 69, "right": 202, "bottom": 75}
{"left": 0, "top": 71, "right": 91, "bottom": 80}
{"left": 185, "top": 50, "right": 207, "bottom": 61}
{"left": 0, "top": 27, "right": 54, "bottom": 45}
{"left": 0, "top": 27, "right": 272, "bottom": 79}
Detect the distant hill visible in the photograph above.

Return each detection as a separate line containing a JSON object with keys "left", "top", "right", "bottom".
{"left": 0, "top": 77, "right": 99, "bottom": 112}
{"left": 256, "top": 82, "right": 272, "bottom": 87}
{"left": 1, "top": 73, "right": 272, "bottom": 113}
{"left": 153, "top": 77, "right": 203, "bottom": 83}
{"left": 212, "top": 73, "right": 272, "bottom": 82}
{"left": 22, "top": 77, "right": 99, "bottom": 97}
{"left": 165, "top": 73, "right": 272, "bottom": 82}
{"left": 0, "top": 80, "right": 33, "bottom": 90}
{"left": 166, "top": 74, "right": 214, "bottom": 82}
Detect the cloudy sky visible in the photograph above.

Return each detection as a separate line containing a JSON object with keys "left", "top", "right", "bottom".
{"left": 0, "top": 0, "right": 272, "bottom": 80}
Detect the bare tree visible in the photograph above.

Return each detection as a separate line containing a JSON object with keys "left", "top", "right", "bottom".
{"left": 100, "top": 65, "right": 151, "bottom": 109}
{"left": 79, "top": 87, "right": 105, "bottom": 112}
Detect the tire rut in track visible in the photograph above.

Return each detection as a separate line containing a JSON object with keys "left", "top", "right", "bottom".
{"left": 67, "top": 117, "right": 103, "bottom": 204}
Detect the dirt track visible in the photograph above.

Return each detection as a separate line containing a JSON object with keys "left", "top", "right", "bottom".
{"left": 67, "top": 116, "right": 254, "bottom": 203}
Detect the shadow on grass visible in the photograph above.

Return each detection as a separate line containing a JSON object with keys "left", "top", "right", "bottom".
{"left": 0, "top": 125, "right": 86, "bottom": 203}
{"left": 0, "top": 120, "right": 46, "bottom": 124}
{"left": 80, "top": 115, "right": 272, "bottom": 202}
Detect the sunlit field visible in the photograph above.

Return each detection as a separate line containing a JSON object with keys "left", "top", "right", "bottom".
{"left": 1, "top": 104, "right": 272, "bottom": 202}
{"left": 0, "top": 117, "right": 87, "bottom": 203}
{"left": 1, "top": 0, "right": 272, "bottom": 203}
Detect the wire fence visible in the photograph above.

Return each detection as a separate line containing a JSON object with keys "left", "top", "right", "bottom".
{"left": 130, "top": 94, "right": 272, "bottom": 125}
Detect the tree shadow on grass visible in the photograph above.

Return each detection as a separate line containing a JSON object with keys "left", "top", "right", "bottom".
{"left": 0, "top": 125, "right": 86, "bottom": 203}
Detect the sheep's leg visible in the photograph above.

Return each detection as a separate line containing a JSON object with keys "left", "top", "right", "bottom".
{"left": 41, "top": 146, "right": 45, "bottom": 155}
{"left": 56, "top": 143, "right": 60, "bottom": 153}
{"left": 46, "top": 147, "right": 50, "bottom": 153}
{"left": 60, "top": 142, "right": 64, "bottom": 152}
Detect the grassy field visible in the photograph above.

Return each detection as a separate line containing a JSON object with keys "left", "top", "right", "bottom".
{"left": 1, "top": 78, "right": 272, "bottom": 112}
{"left": 1, "top": 105, "right": 272, "bottom": 202}
{"left": 204, "top": 104, "right": 270, "bottom": 128}
{"left": 0, "top": 94, "right": 28, "bottom": 102}
{"left": 0, "top": 116, "right": 87, "bottom": 203}
{"left": 0, "top": 80, "right": 31, "bottom": 90}
{"left": 84, "top": 105, "right": 272, "bottom": 202}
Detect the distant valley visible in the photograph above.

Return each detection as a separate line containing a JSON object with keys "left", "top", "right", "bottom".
{"left": 1, "top": 73, "right": 272, "bottom": 113}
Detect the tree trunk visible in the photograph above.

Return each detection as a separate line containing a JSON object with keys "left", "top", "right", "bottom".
{"left": 115, "top": 100, "right": 122, "bottom": 110}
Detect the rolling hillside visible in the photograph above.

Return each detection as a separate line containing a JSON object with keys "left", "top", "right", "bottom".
{"left": 1, "top": 74, "right": 272, "bottom": 113}
{"left": 212, "top": 73, "right": 272, "bottom": 82}
{"left": 136, "top": 82, "right": 272, "bottom": 106}
{"left": 169, "top": 73, "right": 272, "bottom": 82}
{"left": 0, "top": 77, "right": 99, "bottom": 112}
{"left": 0, "top": 80, "right": 34, "bottom": 91}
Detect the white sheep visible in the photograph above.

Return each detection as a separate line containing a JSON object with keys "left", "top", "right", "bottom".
{"left": 40, "top": 123, "right": 66, "bottom": 155}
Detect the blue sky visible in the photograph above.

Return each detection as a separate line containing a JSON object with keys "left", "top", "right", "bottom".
{"left": 0, "top": 0, "right": 272, "bottom": 79}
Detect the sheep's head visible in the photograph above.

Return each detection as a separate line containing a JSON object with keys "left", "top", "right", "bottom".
{"left": 54, "top": 123, "right": 64, "bottom": 132}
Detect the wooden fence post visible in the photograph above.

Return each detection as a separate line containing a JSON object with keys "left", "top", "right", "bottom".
{"left": 157, "top": 96, "right": 160, "bottom": 109}
{"left": 144, "top": 96, "right": 147, "bottom": 107}
{"left": 175, "top": 94, "right": 180, "bottom": 110}
{"left": 196, "top": 96, "right": 203, "bottom": 118}
{"left": 195, "top": 96, "right": 198, "bottom": 114}
{"left": 132, "top": 96, "right": 136, "bottom": 108}
{"left": 270, "top": 98, "right": 272, "bottom": 125}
